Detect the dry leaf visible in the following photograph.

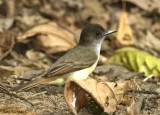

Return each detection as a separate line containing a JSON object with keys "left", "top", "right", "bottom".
{"left": 141, "top": 31, "right": 160, "bottom": 53}
{"left": 105, "top": 81, "right": 131, "bottom": 104}
{"left": 0, "top": 31, "right": 16, "bottom": 61}
{"left": 0, "top": 106, "right": 35, "bottom": 115}
{"left": 0, "top": 66, "right": 14, "bottom": 78}
{"left": 64, "top": 81, "right": 89, "bottom": 115}
{"left": 26, "top": 49, "right": 46, "bottom": 60}
{"left": 125, "top": 0, "right": 160, "bottom": 14}
{"left": 64, "top": 78, "right": 131, "bottom": 114}
{"left": 82, "top": 0, "right": 109, "bottom": 26}
{"left": 0, "top": 65, "right": 31, "bottom": 82}
{"left": 127, "top": 96, "right": 144, "bottom": 115}
{"left": 0, "top": 64, "right": 44, "bottom": 83}
{"left": 98, "top": 55, "right": 108, "bottom": 65}
{"left": 116, "top": 11, "right": 135, "bottom": 46}
{"left": 17, "top": 22, "right": 76, "bottom": 54}
{"left": 94, "top": 63, "right": 144, "bottom": 81}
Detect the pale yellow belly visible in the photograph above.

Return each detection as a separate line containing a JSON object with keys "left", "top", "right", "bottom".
{"left": 48, "top": 60, "right": 98, "bottom": 85}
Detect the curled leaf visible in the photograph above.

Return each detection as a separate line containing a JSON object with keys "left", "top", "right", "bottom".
{"left": 64, "top": 78, "right": 131, "bottom": 114}
{"left": 64, "top": 81, "right": 89, "bottom": 115}
{"left": 17, "top": 22, "right": 76, "bottom": 54}
{"left": 108, "top": 47, "right": 160, "bottom": 77}
{"left": 116, "top": 10, "right": 135, "bottom": 46}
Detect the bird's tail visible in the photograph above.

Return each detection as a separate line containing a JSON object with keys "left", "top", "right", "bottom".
{"left": 10, "top": 77, "right": 58, "bottom": 92}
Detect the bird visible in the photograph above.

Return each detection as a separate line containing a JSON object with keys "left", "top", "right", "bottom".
{"left": 11, "top": 23, "right": 116, "bottom": 91}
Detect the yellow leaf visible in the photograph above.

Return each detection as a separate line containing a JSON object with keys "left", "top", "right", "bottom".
{"left": 108, "top": 47, "right": 160, "bottom": 77}
{"left": 116, "top": 11, "right": 135, "bottom": 46}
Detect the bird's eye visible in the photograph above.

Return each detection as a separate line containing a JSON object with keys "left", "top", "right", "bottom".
{"left": 96, "top": 31, "right": 101, "bottom": 36}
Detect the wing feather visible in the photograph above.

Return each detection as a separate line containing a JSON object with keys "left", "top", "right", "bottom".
{"left": 43, "top": 46, "right": 98, "bottom": 78}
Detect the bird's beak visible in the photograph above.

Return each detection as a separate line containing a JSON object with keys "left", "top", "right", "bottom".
{"left": 104, "top": 30, "right": 117, "bottom": 35}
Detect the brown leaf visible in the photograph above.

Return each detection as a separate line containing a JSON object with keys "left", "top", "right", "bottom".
{"left": 127, "top": 96, "right": 144, "bottom": 115}
{"left": 17, "top": 22, "right": 76, "bottom": 54}
{"left": 0, "top": 64, "right": 44, "bottom": 84}
{"left": 105, "top": 81, "right": 131, "bottom": 104}
{"left": 64, "top": 81, "right": 89, "bottom": 115}
{"left": 125, "top": 0, "right": 160, "bottom": 14}
{"left": 82, "top": 0, "right": 109, "bottom": 26}
{"left": 116, "top": 11, "right": 135, "bottom": 46}
{"left": 26, "top": 49, "right": 46, "bottom": 60}
{"left": 0, "top": 65, "right": 30, "bottom": 79}
{"left": 0, "top": 106, "right": 36, "bottom": 115}
{"left": 64, "top": 78, "right": 131, "bottom": 114}
{"left": 0, "top": 31, "right": 16, "bottom": 61}
{"left": 141, "top": 31, "right": 160, "bottom": 53}
{"left": 98, "top": 55, "right": 108, "bottom": 65}
{"left": 94, "top": 63, "right": 144, "bottom": 81}
{"left": 0, "top": 66, "right": 14, "bottom": 78}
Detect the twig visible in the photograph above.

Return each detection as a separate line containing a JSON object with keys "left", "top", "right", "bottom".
{"left": 28, "top": 91, "right": 47, "bottom": 99}
{"left": 0, "top": 83, "right": 33, "bottom": 106}
{"left": 133, "top": 76, "right": 141, "bottom": 90}
{"left": 143, "top": 74, "right": 153, "bottom": 82}
{"left": 130, "top": 90, "right": 159, "bottom": 96}
{"left": 17, "top": 78, "right": 32, "bottom": 81}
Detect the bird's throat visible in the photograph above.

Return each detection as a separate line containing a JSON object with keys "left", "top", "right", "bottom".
{"left": 79, "top": 39, "right": 103, "bottom": 55}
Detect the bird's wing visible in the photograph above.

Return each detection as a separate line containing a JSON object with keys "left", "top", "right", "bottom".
{"left": 10, "top": 47, "right": 98, "bottom": 92}
{"left": 43, "top": 47, "right": 98, "bottom": 78}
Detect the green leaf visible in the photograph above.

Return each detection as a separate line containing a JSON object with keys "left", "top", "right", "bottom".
{"left": 108, "top": 47, "right": 160, "bottom": 77}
